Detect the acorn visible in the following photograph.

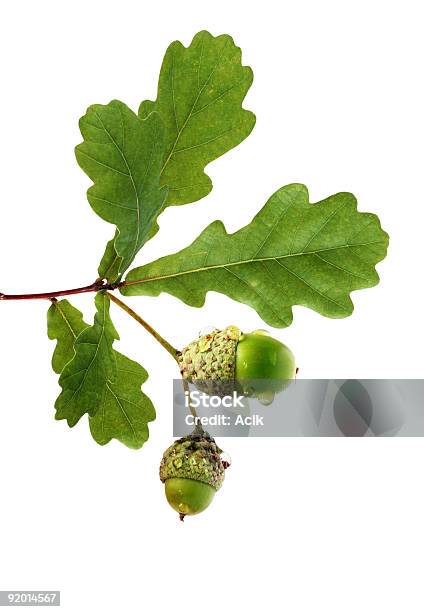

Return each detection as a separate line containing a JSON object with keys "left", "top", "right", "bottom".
{"left": 159, "top": 430, "right": 226, "bottom": 521}
{"left": 178, "top": 326, "right": 296, "bottom": 403}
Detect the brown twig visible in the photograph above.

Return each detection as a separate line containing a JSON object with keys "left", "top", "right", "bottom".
{"left": 0, "top": 279, "right": 121, "bottom": 301}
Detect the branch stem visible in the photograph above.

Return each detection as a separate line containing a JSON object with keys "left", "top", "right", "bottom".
{"left": 106, "top": 292, "right": 180, "bottom": 362}
{"left": 0, "top": 279, "right": 118, "bottom": 301}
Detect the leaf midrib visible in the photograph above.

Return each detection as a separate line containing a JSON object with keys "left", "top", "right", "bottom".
{"left": 160, "top": 34, "right": 229, "bottom": 178}
{"left": 54, "top": 301, "right": 83, "bottom": 340}
{"left": 125, "top": 240, "right": 383, "bottom": 287}
{"left": 59, "top": 297, "right": 109, "bottom": 415}
{"left": 94, "top": 109, "right": 142, "bottom": 269}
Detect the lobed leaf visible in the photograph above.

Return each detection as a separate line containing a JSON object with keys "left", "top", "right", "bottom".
{"left": 139, "top": 30, "right": 255, "bottom": 206}
{"left": 48, "top": 295, "right": 155, "bottom": 449}
{"left": 47, "top": 299, "right": 89, "bottom": 374}
{"left": 122, "top": 184, "right": 389, "bottom": 328}
{"left": 54, "top": 293, "right": 119, "bottom": 426}
{"left": 78, "top": 32, "right": 255, "bottom": 282}
{"left": 76, "top": 101, "right": 168, "bottom": 280}
{"left": 89, "top": 352, "right": 155, "bottom": 450}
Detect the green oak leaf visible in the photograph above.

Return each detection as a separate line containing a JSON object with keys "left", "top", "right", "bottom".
{"left": 122, "top": 184, "right": 389, "bottom": 328}
{"left": 47, "top": 299, "right": 89, "bottom": 374}
{"left": 79, "top": 32, "right": 255, "bottom": 282}
{"left": 55, "top": 292, "right": 119, "bottom": 426}
{"left": 76, "top": 100, "right": 168, "bottom": 280}
{"left": 48, "top": 295, "right": 155, "bottom": 449}
{"left": 89, "top": 352, "right": 155, "bottom": 450}
{"left": 139, "top": 30, "right": 255, "bottom": 206}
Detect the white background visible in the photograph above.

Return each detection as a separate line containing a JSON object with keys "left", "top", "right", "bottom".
{"left": 0, "top": 1, "right": 423, "bottom": 610}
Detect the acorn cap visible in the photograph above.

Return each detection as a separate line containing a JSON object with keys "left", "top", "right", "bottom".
{"left": 178, "top": 326, "right": 241, "bottom": 396}
{"left": 160, "top": 430, "right": 225, "bottom": 491}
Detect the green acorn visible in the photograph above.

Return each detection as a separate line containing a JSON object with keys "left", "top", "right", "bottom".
{"left": 178, "top": 326, "right": 296, "bottom": 402}
{"left": 160, "top": 430, "right": 226, "bottom": 521}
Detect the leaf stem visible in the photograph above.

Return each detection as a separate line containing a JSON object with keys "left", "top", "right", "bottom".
{"left": 106, "top": 291, "right": 180, "bottom": 362}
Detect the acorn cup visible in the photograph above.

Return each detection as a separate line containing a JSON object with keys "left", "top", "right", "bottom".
{"left": 178, "top": 326, "right": 296, "bottom": 404}
{"left": 160, "top": 429, "right": 227, "bottom": 521}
